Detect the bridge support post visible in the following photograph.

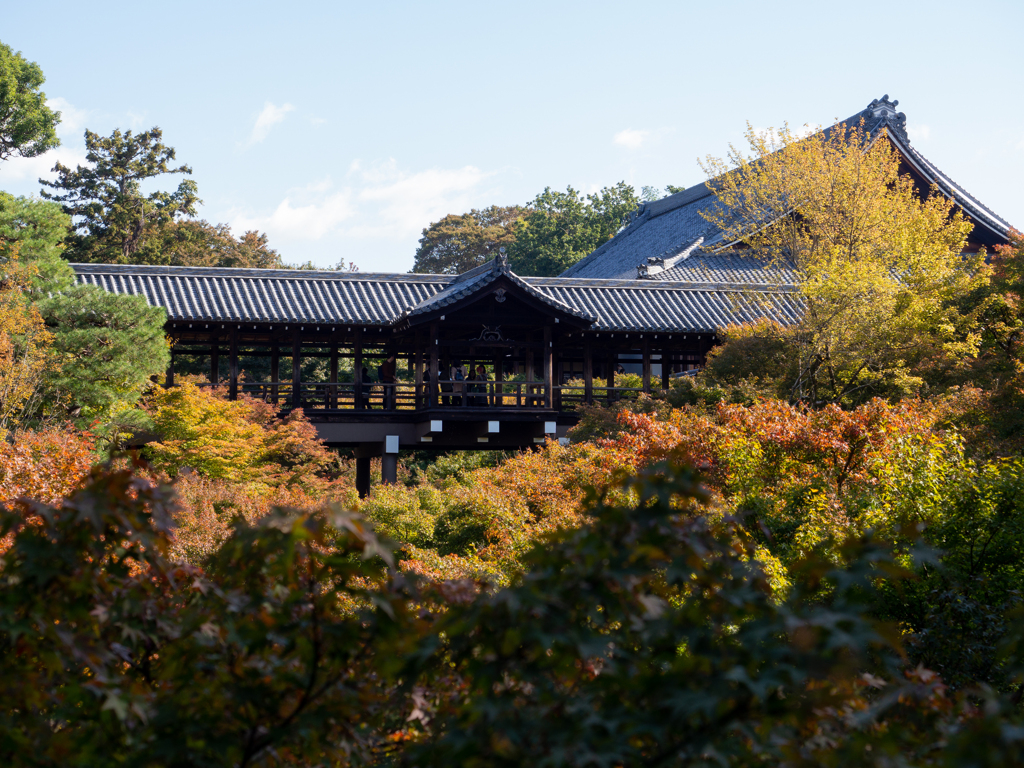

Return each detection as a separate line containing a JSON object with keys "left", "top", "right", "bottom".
{"left": 381, "top": 435, "right": 399, "bottom": 486}
{"left": 356, "top": 457, "right": 371, "bottom": 499}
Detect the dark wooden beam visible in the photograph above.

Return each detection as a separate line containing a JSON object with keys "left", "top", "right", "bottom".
{"left": 429, "top": 323, "right": 439, "bottom": 407}
{"left": 543, "top": 325, "right": 553, "bottom": 409}
{"left": 329, "top": 342, "right": 338, "bottom": 409}
{"left": 210, "top": 333, "right": 219, "bottom": 385}
{"left": 583, "top": 340, "right": 593, "bottom": 405}
{"left": 271, "top": 346, "right": 280, "bottom": 405}
{"left": 354, "top": 328, "right": 364, "bottom": 410}
{"left": 291, "top": 328, "right": 301, "bottom": 409}
{"left": 642, "top": 338, "right": 651, "bottom": 394}
{"left": 229, "top": 327, "right": 239, "bottom": 400}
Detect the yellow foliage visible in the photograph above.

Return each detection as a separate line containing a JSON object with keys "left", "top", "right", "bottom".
{"left": 701, "top": 121, "right": 984, "bottom": 402}
{"left": 0, "top": 252, "right": 52, "bottom": 437}
{"left": 146, "top": 379, "right": 339, "bottom": 491}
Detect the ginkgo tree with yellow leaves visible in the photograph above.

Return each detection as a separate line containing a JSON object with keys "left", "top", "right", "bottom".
{"left": 700, "top": 120, "right": 983, "bottom": 404}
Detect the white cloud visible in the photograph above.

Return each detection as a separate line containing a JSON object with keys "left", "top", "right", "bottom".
{"left": 48, "top": 96, "right": 89, "bottom": 139}
{"left": 614, "top": 128, "right": 651, "bottom": 149}
{"left": 226, "top": 160, "right": 498, "bottom": 246}
{"left": 907, "top": 124, "right": 931, "bottom": 142}
{"left": 2, "top": 146, "right": 89, "bottom": 183}
{"left": 233, "top": 192, "right": 354, "bottom": 240}
{"left": 352, "top": 161, "right": 492, "bottom": 238}
{"left": 247, "top": 101, "right": 295, "bottom": 146}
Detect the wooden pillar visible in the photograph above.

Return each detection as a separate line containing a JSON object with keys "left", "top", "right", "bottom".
{"left": 543, "top": 325, "right": 553, "bottom": 409}
{"left": 382, "top": 453, "right": 398, "bottom": 486}
{"left": 229, "top": 327, "right": 239, "bottom": 400}
{"left": 583, "top": 340, "right": 593, "bottom": 405}
{"left": 270, "top": 346, "right": 280, "bottom": 405}
{"left": 354, "top": 329, "right": 364, "bottom": 410}
{"left": 414, "top": 345, "right": 423, "bottom": 409}
{"left": 661, "top": 350, "right": 671, "bottom": 391}
{"left": 165, "top": 352, "right": 175, "bottom": 389}
{"left": 493, "top": 353, "right": 502, "bottom": 406}
{"left": 210, "top": 337, "right": 219, "bottom": 386}
{"left": 329, "top": 342, "right": 338, "bottom": 409}
{"left": 291, "top": 328, "right": 301, "bottom": 409}
{"left": 429, "top": 323, "right": 439, "bottom": 406}
{"left": 642, "top": 338, "right": 651, "bottom": 394}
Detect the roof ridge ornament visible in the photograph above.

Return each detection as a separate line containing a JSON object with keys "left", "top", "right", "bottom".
{"left": 494, "top": 246, "right": 509, "bottom": 273}
{"left": 863, "top": 94, "right": 908, "bottom": 143}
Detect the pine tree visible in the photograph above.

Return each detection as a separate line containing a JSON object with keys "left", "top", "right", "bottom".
{"left": 40, "top": 127, "right": 199, "bottom": 263}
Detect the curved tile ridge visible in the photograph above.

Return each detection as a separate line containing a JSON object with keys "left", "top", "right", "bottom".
{"left": 400, "top": 256, "right": 598, "bottom": 323}
{"left": 70, "top": 262, "right": 456, "bottom": 284}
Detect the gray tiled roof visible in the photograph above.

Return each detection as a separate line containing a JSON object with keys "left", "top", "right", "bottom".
{"left": 561, "top": 96, "right": 1013, "bottom": 281}
{"left": 656, "top": 251, "right": 797, "bottom": 285}
{"left": 399, "top": 256, "right": 596, "bottom": 323}
{"left": 74, "top": 264, "right": 449, "bottom": 325}
{"left": 530, "top": 278, "right": 802, "bottom": 333}
{"left": 72, "top": 263, "right": 799, "bottom": 334}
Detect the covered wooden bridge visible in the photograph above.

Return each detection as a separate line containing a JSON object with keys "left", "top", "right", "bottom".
{"left": 74, "top": 253, "right": 799, "bottom": 493}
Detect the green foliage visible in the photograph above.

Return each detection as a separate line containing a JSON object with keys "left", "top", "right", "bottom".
{"left": 40, "top": 126, "right": 200, "bottom": 263}
{"left": 38, "top": 284, "right": 169, "bottom": 428}
{"left": 412, "top": 206, "right": 523, "bottom": 275}
{"left": 359, "top": 483, "right": 439, "bottom": 549}
{"left": 507, "top": 183, "right": 640, "bottom": 276}
{"left": 878, "top": 458, "right": 1024, "bottom": 690}
{"left": 416, "top": 450, "right": 506, "bottom": 486}
{"left": 0, "top": 192, "right": 73, "bottom": 293}
{"left": 0, "top": 41, "right": 60, "bottom": 162}
{"left": 432, "top": 496, "right": 493, "bottom": 556}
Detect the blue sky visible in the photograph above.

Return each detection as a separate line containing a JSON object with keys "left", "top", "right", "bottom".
{"left": 3, "top": 0, "right": 1022, "bottom": 272}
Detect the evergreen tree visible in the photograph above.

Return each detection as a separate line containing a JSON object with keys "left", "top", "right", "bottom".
{"left": 40, "top": 127, "right": 199, "bottom": 263}
{"left": 38, "top": 285, "right": 168, "bottom": 428}
{"left": 0, "top": 192, "right": 74, "bottom": 293}
{"left": 0, "top": 41, "right": 60, "bottom": 163}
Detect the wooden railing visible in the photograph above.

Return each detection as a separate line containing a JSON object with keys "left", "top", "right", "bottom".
{"left": 195, "top": 381, "right": 649, "bottom": 412}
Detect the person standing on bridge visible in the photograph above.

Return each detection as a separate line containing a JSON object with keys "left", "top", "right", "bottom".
{"left": 359, "top": 366, "right": 372, "bottom": 409}
{"left": 378, "top": 353, "right": 397, "bottom": 410}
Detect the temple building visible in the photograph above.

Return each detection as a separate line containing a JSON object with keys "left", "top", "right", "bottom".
{"left": 562, "top": 95, "right": 1012, "bottom": 282}
{"left": 73, "top": 96, "right": 1014, "bottom": 494}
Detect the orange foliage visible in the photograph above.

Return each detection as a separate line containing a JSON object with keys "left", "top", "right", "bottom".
{"left": 0, "top": 426, "right": 95, "bottom": 505}
{"left": 603, "top": 398, "right": 942, "bottom": 497}
{"left": 167, "top": 471, "right": 357, "bottom": 564}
